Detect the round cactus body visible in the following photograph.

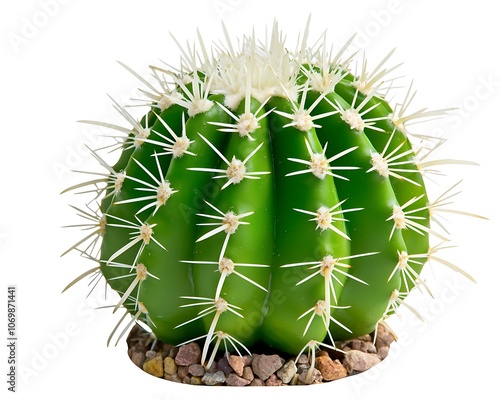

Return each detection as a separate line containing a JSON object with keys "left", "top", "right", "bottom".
{"left": 63, "top": 21, "right": 479, "bottom": 368}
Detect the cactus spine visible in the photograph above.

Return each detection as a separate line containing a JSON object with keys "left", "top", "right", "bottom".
{"left": 63, "top": 21, "right": 481, "bottom": 372}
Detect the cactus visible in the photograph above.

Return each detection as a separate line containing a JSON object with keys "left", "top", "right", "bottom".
{"left": 63, "top": 20, "right": 482, "bottom": 378}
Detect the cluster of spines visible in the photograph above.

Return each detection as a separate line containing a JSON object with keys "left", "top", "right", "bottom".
{"left": 61, "top": 20, "right": 484, "bottom": 376}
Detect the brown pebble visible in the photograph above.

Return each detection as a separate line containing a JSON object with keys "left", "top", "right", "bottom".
{"left": 188, "top": 363, "right": 205, "bottom": 377}
{"left": 161, "top": 343, "right": 174, "bottom": 358}
{"left": 374, "top": 323, "right": 396, "bottom": 347}
{"left": 290, "top": 374, "right": 300, "bottom": 385}
{"left": 242, "top": 355, "right": 253, "bottom": 366}
{"left": 364, "top": 342, "right": 377, "bottom": 353}
{"left": 168, "top": 346, "right": 179, "bottom": 359}
{"left": 226, "top": 372, "right": 250, "bottom": 386}
{"left": 163, "top": 356, "right": 177, "bottom": 375}
{"left": 343, "top": 350, "right": 381, "bottom": 374}
{"left": 315, "top": 356, "right": 347, "bottom": 381}
{"left": 191, "top": 376, "right": 203, "bottom": 385}
{"left": 378, "top": 346, "right": 390, "bottom": 360}
{"left": 177, "top": 366, "right": 190, "bottom": 380}
{"left": 348, "top": 339, "right": 377, "bottom": 353}
{"left": 349, "top": 339, "right": 363, "bottom": 351}
{"left": 242, "top": 366, "right": 254, "bottom": 382}
{"left": 142, "top": 354, "right": 163, "bottom": 378}
{"left": 175, "top": 343, "right": 201, "bottom": 366}
{"left": 228, "top": 355, "right": 245, "bottom": 376}
{"left": 164, "top": 373, "right": 182, "bottom": 383}
{"left": 249, "top": 378, "right": 265, "bottom": 386}
{"left": 265, "top": 374, "right": 282, "bottom": 386}
{"left": 252, "top": 354, "right": 284, "bottom": 381}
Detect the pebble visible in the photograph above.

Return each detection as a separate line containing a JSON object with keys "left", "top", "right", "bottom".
{"left": 252, "top": 354, "right": 284, "bottom": 381}
{"left": 290, "top": 374, "right": 300, "bottom": 385}
{"left": 217, "top": 356, "right": 234, "bottom": 375}
{"left": 168, "top": 346, "right": 179, "bottom": 359}
{"left": 242, "top": 355, "right": 253, "bottom": 366}
{"left": 163, "top": 357, "right": 177, "bottom": 375}
{"left": 249, "top": 378, "right": 265, "bottom": 386}
{"left": 242, "top": 366, "right": 254, "bottom": 382}
{"left": 375, "top": 323, "right": 396, "bottom": 347}
{"left": 228, "top": 355, "right": 245, "bottom": 376}
{"left": 296, "top": 354, "right": 309, "bottom": 364}
{"left": 202, "top": 371, "right": 226, "bottom": 386}
{"left": 378, "top": 346, "right": 390, "bottom": 360}
{"left": 175, "top": 343, "right": 201, "bottom": 366}
{"left": 145, "top": 350, "right": 157, "bottom": 359}
{"left": 266, "top": 374, "right": 282, "bottom": 386}
{"left": 161, "top": 343, "right": 174, "bottom": 358}
{"left": 226, "top": 372, "right": 250, "bottom": 386}
{"left": 188, "top": 363, "right": 205, "bottom": 377}
{"left": 298, "top": 368, "right": 322, "bottom": 384}
{"left": 277, "top": 359, "right": 297, "bottom": 384}
{"left": 191, "top": 376, "right": 203, "bottom": 385}
{"left": 348, "top": 339, "right": 377, "bottom": 353}
{"left": 128, "top": 322, "right": 395, "bottom": 386}
{"left": 164, "top": 373, "right": 182, "bottom": 383}
{"left": 296, "top": 363, "right": 310, "bottom": 375}
{"left": 315, "top": 356, "right": 347, "bottom": 381}
{"left": 143, "top": 354, "right": 164, "bottom": 378}
{"left": 343, "top": 350, "right": 381, "bottom": 374}
{"left": 177, "top": 366, "right": 190, "bottom": 380}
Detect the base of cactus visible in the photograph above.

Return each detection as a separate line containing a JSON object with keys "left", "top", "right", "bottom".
{"left": 126, "top": 323, "right": 395, "bottom": 386}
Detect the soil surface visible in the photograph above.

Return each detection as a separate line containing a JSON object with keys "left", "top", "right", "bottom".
{"left": 127, "top": 323, "right": 395, "bottom": 386}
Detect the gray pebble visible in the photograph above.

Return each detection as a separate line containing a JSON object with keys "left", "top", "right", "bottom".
{"left": 277, "top": 360, "right": 297, "bottom": 384}
{"left": 343, "top": 350, "right": 381, "bottom": 374}
{"left": 217, "top": 356, "right": 234, "bottom": 375}
{"left": 188, "top": 363, "right": 205, "bottom": 377}
{"left": 202, "top": 371, "right": 226, "bottom": 386}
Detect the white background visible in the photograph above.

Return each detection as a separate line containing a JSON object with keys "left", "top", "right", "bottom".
{"left": 1, "top": 0, "right": 499, "bottom": 399}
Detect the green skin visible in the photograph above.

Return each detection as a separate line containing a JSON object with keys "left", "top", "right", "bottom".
{"left": 306, "top": 91, "right": 406, "bottom": 339}
{"left": 260, "top": 96, "right": 350, "bottom": 354}
{"left": 95, "top": 72, "right": 431, "bottom": 354}
{"left": 335, "top": 79, "right": 430, "bottom": 292}
{"left": 137, "top": 94, "right": 233, "bottom": 343}
{"left": 191, "top": 97, "right": 275, "bottom": 348}
{"left": 99, "top": 104, "right": 184, "bottom": 311}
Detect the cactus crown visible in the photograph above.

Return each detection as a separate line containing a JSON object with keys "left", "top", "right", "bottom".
{"left": 63, "top": 19, "right": 482, "bottom": 376}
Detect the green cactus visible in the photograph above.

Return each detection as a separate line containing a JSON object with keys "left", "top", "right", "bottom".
{"left": 63, "top": 21, "right": 481, "bottom": 378}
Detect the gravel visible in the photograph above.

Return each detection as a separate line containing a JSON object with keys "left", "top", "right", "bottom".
{"left": 127, "top": 323, "right": 395, "bottom": 386}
